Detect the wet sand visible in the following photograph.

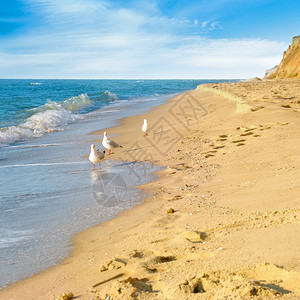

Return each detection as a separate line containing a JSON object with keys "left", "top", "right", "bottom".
{"left": 1, "top": 79, "right": 299, "bottom": 299}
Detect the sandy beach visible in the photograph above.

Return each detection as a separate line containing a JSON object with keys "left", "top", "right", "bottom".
{"left": 1, "top": 79, "right": 299, "bottom": 299}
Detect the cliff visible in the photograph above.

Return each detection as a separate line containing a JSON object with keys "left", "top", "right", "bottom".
{"left": 267, "top": 35, "right": 300, "bottom": 79}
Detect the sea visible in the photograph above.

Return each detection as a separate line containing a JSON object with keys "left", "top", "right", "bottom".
{"left": 0, "top": 79, "right": 235, "bottom": 288}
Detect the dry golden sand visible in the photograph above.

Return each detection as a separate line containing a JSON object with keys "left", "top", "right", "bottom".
{"left": 0, "top": 79, "right": 299, "bottom": 300}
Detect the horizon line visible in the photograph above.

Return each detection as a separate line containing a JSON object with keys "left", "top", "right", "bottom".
{"left": 0, "top": 78, "right": 243, "bottom": 80}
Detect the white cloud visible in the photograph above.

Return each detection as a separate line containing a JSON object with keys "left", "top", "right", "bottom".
{"left": 25, "top": 0, "right": 108, "bottom": 15}
{"left": 0, "top": 0, "right": 287, "bottom": 79}
{"left": 201, "top": 21, "right": 208, "bottom": 29}
{"left": 200, "top": 20, "right": 222, "bottom": 31}
{"left": 210, "top": 21, "right": 222, "bottom": 30}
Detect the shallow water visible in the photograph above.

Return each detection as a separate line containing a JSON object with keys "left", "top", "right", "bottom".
{"left": 0, "top": 99, "right": 164, "bottom": 288}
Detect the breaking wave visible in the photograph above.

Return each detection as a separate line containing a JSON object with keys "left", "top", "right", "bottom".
{"left": 0, "top": 94, "right": 95, "bottom": 146}
{"left": 60, "top": 93, "right": 92, "bottom": 111}
{"left": 0, "top": 104, "right": 81, "bottom": 145}
{"left": 0, "top": 91, "right": 120, "bottom": 146}
{"left": 102, "top": 90, "right": 118, "bottom": 100}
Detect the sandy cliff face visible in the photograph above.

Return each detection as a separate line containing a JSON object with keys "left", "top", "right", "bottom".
{"left": 267, "top": 35, "right": 300, "bottom": 79}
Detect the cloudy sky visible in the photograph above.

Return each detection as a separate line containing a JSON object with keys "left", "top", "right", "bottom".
{"left": 0, "top": 0, "right": 299, "bottom": 79}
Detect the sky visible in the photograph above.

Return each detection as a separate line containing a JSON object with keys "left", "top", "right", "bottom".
{"left": 0, "top": 0, "right": 299, "bottom": 79}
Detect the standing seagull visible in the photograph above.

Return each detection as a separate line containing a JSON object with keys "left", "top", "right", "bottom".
{"left": 142, "top": 118, "right": 149, "bottom": 136}
{"left": 102, "top": 132, "right": 123, "bottom": 155}
{"left": 89, "top": 144, "right": 105, "bottom": 169}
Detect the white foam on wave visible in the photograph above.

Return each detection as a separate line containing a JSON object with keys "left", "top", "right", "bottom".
{"left": 0, "top": 161, "right": 85, "bottom": 169}
{"left": 0, "top": 228, "right": 33, "bottom": 249}
{"left": 23, "top": 102, "right": 81, "bottom": 132}
{"left": 103, "top": 90, "right": 118, "bottom": 100}
{"left": 10, "top": 143, "right": 62, "bottom": 149}
{"left": 61, "top": 93, "right": 92, "bottom": 111}
{"left": 29, "top": 82, "right": 42, "bottom": 85}
{"left": 0, "top": 93, "right": 96, "bottom": 146}
{"left": 0, "top": 101, "right": 81, "bottom": 146}
{"left": 0, "top": 91, "right": 122, "bottom": 146}
{"left": 0, "top": 126, "right": 38, "bottom": 145}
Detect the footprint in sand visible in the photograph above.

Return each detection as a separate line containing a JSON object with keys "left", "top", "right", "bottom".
{"left": 129, "top": 250, "right": 145, "bottom": 259}
{"left": 237, "top": 125, "right": 257, "bottom": 136}
{"left": 281, "top": 104, "right": 291, "bottom": 108}
{"left": 170, "top": 195, "right": 183, "bottom": 201}
{"left": 240, "top": 131, "right": 254, "bottom": 136}
{"left": 155, "top": 213, "right": 180, "bottom": 227}
{"left": 251, "top": 106, "right": 264, "bottom": 112}
{"left": 163, "top": 269, "right": 284, "bottom": 298}
{"left": 206, "top": 148, "right": 218, "bottom": 153}
{"left": 236, "top": 122, "right": 290, "bottom": 139}
{"left": 217, "top": 134, "right": 228, "bottom": 142}
{"left": 138, "top": 255, "right": 178, "bottom": 274}
{"left": 97, "top": 275, "right": 155, "bottom": 298}
{"left": 100, "top": 257, "right": 127, "bottom": 272}
{"left": 232, "top": 139, "right": 246, "bottom": 143}
{"left": 151, "top": 255, "right": 177, "bottom": 263}
{"left": 123, "top": 277, "right": 154, "bottom": 292}
{"left": 168, "top": 230, "right": 211, "bottom": 247}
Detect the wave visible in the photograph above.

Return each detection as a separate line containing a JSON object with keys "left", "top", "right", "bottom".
{"left": 0, "top": 90, "right": 119, "bottom": 146}
{"left": 29, "top": 82, "right": 42, "bottom": 85}
{"left": 0, "top": 109, "right": 81, "bottom": 146}
{"left": 61, "top": 93, "right": 92, "bottom": 111}
{"left": 102, "top": 90, "right": 118, "bottom": 100}
{"left": 10, "top": 143, "right": 62, "bottom": 149}
{"left": 0, "top": 161, "right": 85, "bottom": 169}
{"left": 23, "top": 103, "right": 81, "bottom": 132}
{"left": 0, "top": 90, "right": 120, "bottom": 146}
{"left": 0, "top": 97, "right": 87, "bottom": 146}
{"left": 0, "top": 228, "right": 33, "bottom": 249}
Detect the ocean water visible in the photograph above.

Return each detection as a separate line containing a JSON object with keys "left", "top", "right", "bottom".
{"left": 0, "top": 79, "right": 235, "bottom": 288}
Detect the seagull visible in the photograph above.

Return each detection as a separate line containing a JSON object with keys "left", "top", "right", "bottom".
{"left": 89, "top": 144, "right": 105, "bottom": 169}
{"left": 102, "top": 132, "right": 123, "bottom": 155}
{"left": 142, "top": 118, "right": 149, "bottom": 136}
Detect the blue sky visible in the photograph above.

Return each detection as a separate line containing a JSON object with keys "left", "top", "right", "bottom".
{"left": 0, "top": 0, "right": 299, "bottom": 79}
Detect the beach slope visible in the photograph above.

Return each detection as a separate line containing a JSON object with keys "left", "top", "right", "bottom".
{"left": 0, "top": 79, "right": 299, "bottom": 299}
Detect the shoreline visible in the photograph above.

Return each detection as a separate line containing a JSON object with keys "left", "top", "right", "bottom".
{"left": 1, "top": 79, "right": 299, "bottom": 299}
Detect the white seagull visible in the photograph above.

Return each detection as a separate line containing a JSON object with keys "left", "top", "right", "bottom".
{"left": 102, "top": 132, "right": 123, "bottom": 155}
{"left": 89, "top": 144, "right": 105, "bottom": 169}
{"left": 142, "top": 118, "right": 149, "bottom": 136}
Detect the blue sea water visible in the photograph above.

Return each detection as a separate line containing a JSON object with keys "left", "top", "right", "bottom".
{"left": 0, "top": 79, "right": 235, "bottom": 288}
